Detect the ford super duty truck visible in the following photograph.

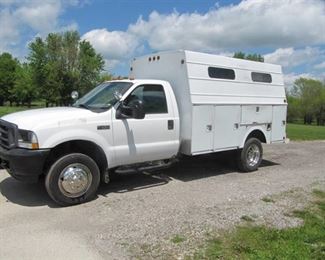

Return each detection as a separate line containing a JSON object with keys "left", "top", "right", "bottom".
{"left": 0, "top": 50, "right": 287, "bottom": 206}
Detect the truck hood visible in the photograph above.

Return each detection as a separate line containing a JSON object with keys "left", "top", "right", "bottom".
{"left": 1, "top": 107, "right": 96, "bottom": 130}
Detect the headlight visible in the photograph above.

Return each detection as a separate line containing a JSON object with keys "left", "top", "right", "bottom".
{"left": 17, "top": 129, "right": 39, "bottom": 149}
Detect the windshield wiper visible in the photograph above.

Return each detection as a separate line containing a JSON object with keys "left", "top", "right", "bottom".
{"left": 77, "top": 103, "right": 90, "bottom": 109}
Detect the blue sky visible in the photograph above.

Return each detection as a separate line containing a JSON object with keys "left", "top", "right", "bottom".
{"left": 0, "top": 0, "right": 324, "bottom": 86}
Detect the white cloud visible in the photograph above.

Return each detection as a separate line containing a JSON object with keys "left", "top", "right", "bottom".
{"left": 264, "top": 47, "right": 323, "bottom": 67}
{"left": 0, "top": 0, "right": 81, "bottom": 54}
{"left": 82, "top": 0, "right": 324, "bottom": 70}
{"left": 0, "top": 8, "right": 19, "bottom": 52}
{"left": 314, "top": 61, "right": 325, "bottom": 70}
{"left": 127, "top": 0, "right": 325, "bottom": 51}
{"left": 14, "top": 2, "right": 62, "bottom": 34}
{"left": 284, "top": 73, "right": 314, "bottom": 86}
{"left": 82, "top": 29, "right": 139, "bottom": 60}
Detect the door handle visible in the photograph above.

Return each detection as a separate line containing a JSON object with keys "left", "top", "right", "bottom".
{"left": 168, "top": 120, "right": 174, "bottom": 130}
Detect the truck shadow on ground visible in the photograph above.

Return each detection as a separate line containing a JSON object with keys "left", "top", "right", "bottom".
{"left": 0, "top": 152, "right": 279, "bottom": 207}
{"left": 99, "top": 152, "right": 279, "bottom": 195}
{"left": 0, "top": 175, "right": 56, "bottom": 207}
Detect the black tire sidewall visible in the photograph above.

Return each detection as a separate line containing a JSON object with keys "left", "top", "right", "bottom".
{"left": 45, "top": 153, "right": 100, "bottom": 206}
{"left": 237, "top": 138, "right": 263, "bottom": 172}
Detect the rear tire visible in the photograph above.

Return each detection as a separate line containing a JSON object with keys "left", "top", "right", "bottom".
{"left": 45, "top": 153, "right": 100, "bottom": 206}
{"left": 236, "top": 138, "right": 263, "bottom": 172}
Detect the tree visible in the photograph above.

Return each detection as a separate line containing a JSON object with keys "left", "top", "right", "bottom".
{"left": 28, "top": 37, "right": 51, "bottom": 106}
{"left": 78, "top": 40, "right": 105, "bottom": 95}
{"left": 12, "top": 63, "right": 38, "bottom": 107}
{"left": 233, "top": 52, "right": 264, "bottom": 62}
{"left": 286, "top": 95, "right": 302, "bottom": 123}
{"left": 291, "top": 78, "right": 325, "bottom": 125}
{"left": 0, "top": 52, "right": 19, "bottom": 106}
{"left": 99, "top": 72, "right": 113, "bottom": 83}
{"left": 28, "top": 31, "right": 104, "bottom": 106}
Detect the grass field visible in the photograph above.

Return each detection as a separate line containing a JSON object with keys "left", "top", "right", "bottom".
{"left": 191, "top": 189, "right": 325, "bottom": 259}
{"left": 287, "top": 123, "right": 325, "bottom": 141}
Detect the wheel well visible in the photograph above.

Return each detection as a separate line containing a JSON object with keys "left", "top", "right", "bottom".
{"left": 43, "top": 140, "right": 108, "bottom": 175}
{"left": 246, "top": 130, "right": 267, "bottom": 143}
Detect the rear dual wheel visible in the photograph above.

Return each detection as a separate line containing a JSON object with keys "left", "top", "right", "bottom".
{"left": 45, "top": 153, "right": 100, "bottom": 206}
{"left": 236, "top": 138, "right": 263, "bottom": 172}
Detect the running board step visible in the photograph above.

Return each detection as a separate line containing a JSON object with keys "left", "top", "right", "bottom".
{"left": 115, "top": 160, "right": 176, "bottom": 174}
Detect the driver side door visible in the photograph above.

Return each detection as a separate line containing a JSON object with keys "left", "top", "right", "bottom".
{"left": 112, "top": 84, "right": 178, "bottom": 165}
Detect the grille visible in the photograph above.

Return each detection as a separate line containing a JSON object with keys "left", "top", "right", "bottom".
{"left": 0, "top": 119, "right": 18, "bottom": 150}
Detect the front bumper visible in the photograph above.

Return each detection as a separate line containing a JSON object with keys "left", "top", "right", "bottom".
{"left": 0, "top": 146, "right": 50, "bottom": 183}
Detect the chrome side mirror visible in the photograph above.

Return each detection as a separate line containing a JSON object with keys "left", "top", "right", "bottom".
{"left": 71, "top": 91, "right": 79, "bottom": 100}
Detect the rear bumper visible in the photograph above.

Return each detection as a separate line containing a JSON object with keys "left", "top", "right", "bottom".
{"left": 0, "top": 147, "right": 50, "bottom": 183}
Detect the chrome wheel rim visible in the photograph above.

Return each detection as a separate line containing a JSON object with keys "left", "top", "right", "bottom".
{"left": 58, "top": 163, "right": 92, "bottom": 198}
{"left": 246, "top": 144, "right": 260, "bottom": 167}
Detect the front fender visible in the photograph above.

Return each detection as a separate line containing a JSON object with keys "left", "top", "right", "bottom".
{"left": 37, "top": 128, "right": 114, "bottom": 166}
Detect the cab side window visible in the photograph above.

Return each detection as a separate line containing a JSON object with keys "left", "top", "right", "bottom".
{"left": 125, "top": 85, "right": 168, "bottom": 114}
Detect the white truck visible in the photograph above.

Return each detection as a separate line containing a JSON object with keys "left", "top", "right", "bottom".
{"left": 0, "top": 50, "right": 287, "bottom": 206}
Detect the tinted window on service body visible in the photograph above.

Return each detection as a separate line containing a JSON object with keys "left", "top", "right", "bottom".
{"left": 251, "top": 72, "right": 272, "bottom": 83}
{"left": 208, "top": 67, "right": 235, "bottom": 80}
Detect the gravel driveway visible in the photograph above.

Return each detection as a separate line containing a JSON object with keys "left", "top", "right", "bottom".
{"left": 1, "top": 141, "right": 325, "bottom": 259}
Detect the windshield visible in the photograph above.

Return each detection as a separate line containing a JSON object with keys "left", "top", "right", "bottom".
{"left": 73, "top": 81, "right": 133, "bottom": 111}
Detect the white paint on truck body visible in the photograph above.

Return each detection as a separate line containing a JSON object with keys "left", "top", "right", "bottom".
{"left": 130, "top": 50, "right": 287, "bottom": 155}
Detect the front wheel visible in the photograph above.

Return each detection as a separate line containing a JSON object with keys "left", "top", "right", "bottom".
{"left": 45, "top": 153, "right": 100, "bottom": 206}
{"left": 236, "top": 138, "right": 263, "bottom": 172}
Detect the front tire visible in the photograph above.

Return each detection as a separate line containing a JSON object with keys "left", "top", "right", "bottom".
{"left": 45, "top": 153, "right": 100, "bottom": 206}
{"left": 236, "top": 138, "right": 263, "bottom": 172}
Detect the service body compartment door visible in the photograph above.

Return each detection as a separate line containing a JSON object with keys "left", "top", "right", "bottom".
{"left": 214, "top": 105, "right": 241, "bottom": 149}
{"left": 241, "top": 105, "right": 272, "bottom": 124}
{"left": 191, "top": 106, "right": 214, "bottom": 153}
{"left": 271, "top": 105, "right": 287, "bottom": 142}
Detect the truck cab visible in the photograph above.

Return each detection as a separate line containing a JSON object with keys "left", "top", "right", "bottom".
{"left": 0, "top": 79, "right": 179, "bottom": 205}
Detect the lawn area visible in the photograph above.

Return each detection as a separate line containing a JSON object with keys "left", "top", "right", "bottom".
{"left": 287, "top": 123, "right": 325, "bottom": 141}
{"left": 191, "top": 189, "right": 325, "bottom": 260}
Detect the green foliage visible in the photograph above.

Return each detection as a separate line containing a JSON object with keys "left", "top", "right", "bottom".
{"left": 0, "top": 53, "right": 19, "bottom": 106}
{"left": 233, "top": 52, "right": 264, "bottom": 62}
{"left": 287, "top": 123, "right": 325, "bottom": 140}
{"left": 191, "top": 189, "right": 325, "bottom": 259}
{"left": 289, "top": 78, "right": 325, "bottom": 125}
{"left": 99, "top": 72, "right": 113, "bottom": 83}
{"left": 12, "top": 63, "right": 38, "bottom": 107}
{"left": 28, "top": 30, "right": 105, "bottom": 106}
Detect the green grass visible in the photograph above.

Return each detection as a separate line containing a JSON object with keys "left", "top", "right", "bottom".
{"left": 287, "top": 123, "right": 325, "bottom": 141}
{"left": 261, "top": 196, "right": 275, "bottom": 203}
{"left": 0, "top": 104, "right": 44, "bottom": 117}
{"left": 191, "top": 189, "right": 325, "bottom": 259}
{"left": 240, "top": 215, "right": 255, "bottom": 222}
{"left": 171, "top": 234, "right": 187, "bottom": 244}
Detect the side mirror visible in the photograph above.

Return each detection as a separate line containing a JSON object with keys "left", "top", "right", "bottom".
{"left": 116, "top": 99, "right": 145, "bottom": 119}
{"left": 71, "top": 91, "right": 79, "bottom": 100}
{"left": 130, "top": 99, "right": 145, "bottom": 119}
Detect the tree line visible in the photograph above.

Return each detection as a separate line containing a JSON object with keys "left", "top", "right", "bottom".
{"left": 287, "top": 78, "right": 325, "bottom": 125}
{"left": 0, "top": 30, "right": 106, "bottom": 107}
